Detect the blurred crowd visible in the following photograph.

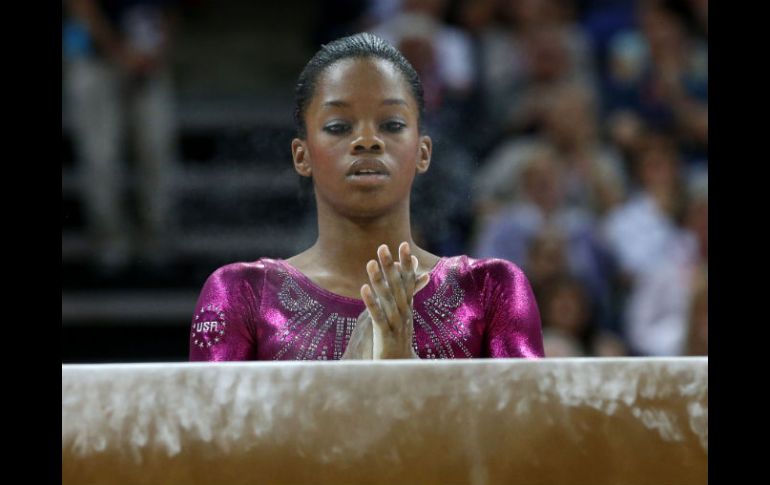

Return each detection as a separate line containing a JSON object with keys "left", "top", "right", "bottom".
{"left": 63, "top": 0, "right": 707, "bottom": 358}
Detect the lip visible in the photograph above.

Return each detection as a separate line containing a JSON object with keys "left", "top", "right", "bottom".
{"left": 346, "top": 173, "right": 390, "bottom": 188}
{"left": 346, "top": 158, "right": 390, "bottom": 177}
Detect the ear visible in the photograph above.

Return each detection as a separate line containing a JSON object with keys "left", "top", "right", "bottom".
{"left": 291, "top": 138, "right": 312, "bottom": 177}
{"left": 416, "top": 135, "right": 432, "bottom": 174}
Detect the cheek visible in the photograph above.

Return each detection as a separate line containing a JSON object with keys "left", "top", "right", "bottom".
{"left": 307, "top": 137, "right": 346, "bottom": 166}
{"left": 392, "top": 134, "right": 422, "bottom": 166}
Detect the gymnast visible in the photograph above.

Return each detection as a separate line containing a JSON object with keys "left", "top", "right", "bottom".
{"left": 189, "top": 33, "right": 544, "bottom": 361}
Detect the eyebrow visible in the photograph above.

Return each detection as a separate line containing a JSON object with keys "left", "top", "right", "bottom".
{"left": 382, "top": 98, "right": 409, "bottom": 106}
{"left": 322, "top": 98, "right": 409, "bottom": 108}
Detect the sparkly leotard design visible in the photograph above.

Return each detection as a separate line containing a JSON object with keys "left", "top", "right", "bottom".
{"left": 189, "top": 256, "right": 544, "bottom": 360}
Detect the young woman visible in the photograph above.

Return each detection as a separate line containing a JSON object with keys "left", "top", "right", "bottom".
{"left": 189, "top": 33, "right": 544, "bottom": 361}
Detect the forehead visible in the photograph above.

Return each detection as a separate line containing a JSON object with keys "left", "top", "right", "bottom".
{"left": 312, "top": 57, "right": 414, "bottom": 108}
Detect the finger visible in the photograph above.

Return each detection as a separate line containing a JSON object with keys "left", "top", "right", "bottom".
{"left": 393, "top": 263, "right": 416, "bottom": 309}
{"left": 367, "top": 259, "right": 399, "bottom": 332}
{"left": 415, "top": 272, "right": 430, "bottom": 293}
{"left": 408, "top": 256, "right": 430, "bottom": 295}
{"left": 399, "top": 243, "right": 417, "bottom": 305}
{"left": 361, "top": 283, "right": 388, "bottom": 330}
{"left": 394, "top": 261, "right": 414, "bottom": 305}
{"left": 399, "top": 242, "right": 413, "bottom": 273}
{"left": 377, "top": 245, "right": 409, "bottom": 320}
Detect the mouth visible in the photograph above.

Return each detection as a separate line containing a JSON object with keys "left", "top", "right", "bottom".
{"left": 347, "top": 172, "right": 390, "bottom": 183}
{"left": 346, "top": 159, "right": 390, "bottom": 178}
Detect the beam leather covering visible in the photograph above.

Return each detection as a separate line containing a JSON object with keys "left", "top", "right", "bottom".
{"left": 62, "top": 358, "right": 708, "bottom": 485}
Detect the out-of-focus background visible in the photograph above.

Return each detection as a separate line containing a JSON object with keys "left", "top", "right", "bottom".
{"left": 62, "top": 0, "right": 707, "bottom": 362}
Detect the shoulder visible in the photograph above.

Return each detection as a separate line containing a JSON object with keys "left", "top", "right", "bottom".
{"left": 455, "top": 256, "right": 543, "bottom": 356}
{"left": 207, "top": 259, "right": 269, "bottom": 281}
{"left": 443, "top": 254, "right": 524, "bottom": 273}
{"left": 439, "top": 255, "right": 530, "bottom": 288}
{"left": 201, "top": 259, "right": 279, "bottom": 295}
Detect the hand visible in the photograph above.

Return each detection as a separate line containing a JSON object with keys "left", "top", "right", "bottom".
{"left": 340, "top": 310, "right": 373, "bottom": 360}
{"left": 362, "top": 242, "right": 430, "bottom": 359}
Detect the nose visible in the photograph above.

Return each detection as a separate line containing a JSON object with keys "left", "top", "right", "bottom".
{"left": 351, "top": 124, "right": 384, "bottom": 153}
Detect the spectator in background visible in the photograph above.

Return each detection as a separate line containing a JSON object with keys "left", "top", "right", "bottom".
{"left": 540, "top": 275, "right": 627, "bottom": 357}
{"left": 524, "top": 226, "right": 569, "bottom": 301}
{"left": 604, "top": 0, "right": 707, "bottom": 164}
{"left": 474, "top": 83, "right": 627, "bottom": 332}
{"left": 538, "top": 81, "right": 627, "bottom": 215}
{"left": 471, "top": 143, "right": 614, "bottom": 331}
{"left": 623, "top": 171, "right": 707, "bottom": 356}
{"left": 371, "top": 0, "right": 475, "bottom": 100}
{"left": 477, "top": 0, "right": 596, "bottom": 137}
{"left": 472, "top": 142, "right": 577, "bottom": 265}
{"left": 601, "top": 130, "right": 688, "bottom": 285}
{"left": 472, "top": 139, "right": 544, "bottom": 233}
{"left": 473, "top": 81, "right": 627, "bottom": 223}
{"left": 63, "top": 0, "right": 178, "bottom": 270}
{"left": 525, "top": 227, "right": 625, "bottom": 352}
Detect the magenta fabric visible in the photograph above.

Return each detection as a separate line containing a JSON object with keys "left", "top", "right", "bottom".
{"left": 189, "top": 256, "right": 544, "bottom": 361}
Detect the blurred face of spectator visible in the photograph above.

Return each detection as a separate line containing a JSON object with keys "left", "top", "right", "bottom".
{"left": 544, "top": 282, "right": 589, "bottom": 337}
{"left": 522, "top": 153, "right": 564, "bottom": 212}
{"left": 635, "top": 136, "right": 679, "bottom": 192}
{"left": 641, "top": 5, "right": 687, "bottom": 64}
{"left": 527, "top": 230, "right": 568, "bottom": 285}
{"left": 525, "top": 28, "right": 570, "bottom": 83}
{"left": 543, "top": 85, "right": 597, "bottom": 147}
{"left": 608, "top": 110, "right": 645, "bottom": 153}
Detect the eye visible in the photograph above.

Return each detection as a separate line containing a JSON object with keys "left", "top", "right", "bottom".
{"left": 382, "top": 120, "right": 406, "bottom": 133}
{"left": 323, "top": 122, "right": 350, "bottom": 135}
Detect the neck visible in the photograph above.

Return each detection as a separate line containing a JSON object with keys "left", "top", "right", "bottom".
{"left": 296, "top": 195, "right": 438, "bottom": 292}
